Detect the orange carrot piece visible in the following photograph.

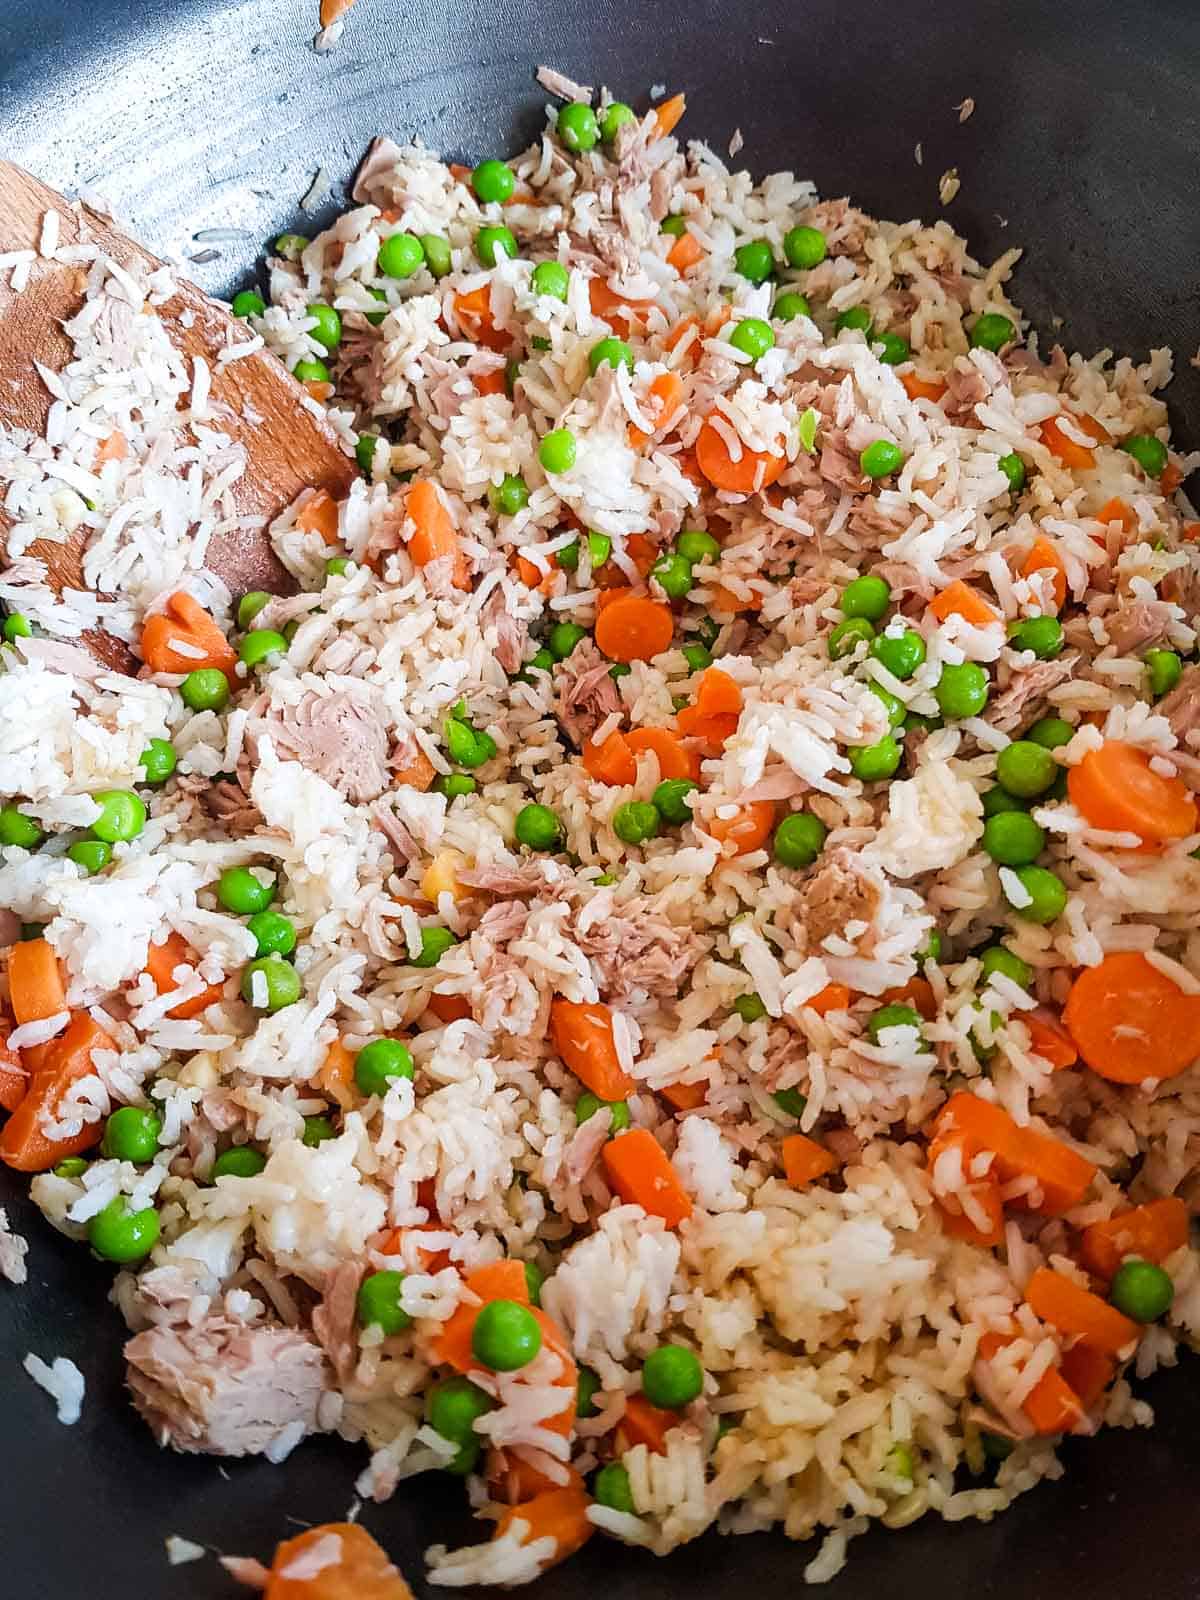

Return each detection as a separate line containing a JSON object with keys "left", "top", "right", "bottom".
{"left": 515, "top": 551, "right": 559, "bottom": 593}
{"left": 303, "top": 380, "right": 333, "bottom": 402}
{"left": 266, "top": 1522, "right": 411, "bottom": 1600}
{"left": 1021, "top": 536, "right": 1068, "bottom": 611}
{"left": 428, "top": 992, "right": 472, "bottom": 1024}
{"left": 296, "top": 488, "right": 341, "bottom": 543}
{"left": 1067, "top": 740, "right": 1197, "bottom": 845}
{"left": 406, "top": 480, "right": 469, "bottom": 590}
{"left": 473, "top": 368, "right": 507, "bottom": 397}
{"left": 141, "top": 590, "right": 237, "bottom": 676}
{"left": 602, "top": 1127, "right": 693, "bottom": 1228}
{"left": 1183, "top": 521, "right": 1200, "bottom": 543}
{"left": 707, "top": 800, "right": 776, "bottom": 856}
{"left": 880, "top": 976, "right": 937, "bottom": 1020}
{"left": 1025, "top": 1266, "right": 1139, "bottom": 1356}
{"left": 1040, "top": 412, "right": 1106, "bottom": 470}
{"left": 433, "top": 1259, "right": 531, "bottom": 1371}
{"left": 936, "top": 1179, "right": 1005, "bottom": 1248}
{"left": 615, "top": 1392, "right": 675, "bottom": 1454}
{"left": 900, "top": 371, "right": 948, "bottom": 403}
{"left": 494, "top": 1484, "right": 593, "bottom": 1570}
{"left": 1058, "top": 1341, "right": 1116, "bottom": 1410}
{"left": 489, "top": 1453, "right": 585, "bottom": 1506}
{"left": 582, "top": 729, "right": 637, "bottom": 787}
{"left": 1161, "top": 462, "right": 1183, "bottom": 494}
{"left": 1022, "top": 1366, "right": 1087, "bottom": 1436}
{"left": 0, "top": 1026, "right": 29, "bottom": 1113}
{"left": 94, "top": 429, "right": 128, "bottom": 465}
{"left": 318, "top": 1039, "right": 357, "bottom": 1111}
{"left": 687, "top": 666, "right": 742, "bottom": 718}
{"left": 377, "top": 1222, "right": 452, "bottom": 1273}
{"left": 927, "top": 580, "right": 999, "bottom": 627}
{"left": 695, "top": 417, "right": 787, "bottom": 493}
{"left": 0, "top": 1012, "right": 115, "bottom": 1172}
{"left": 626, "top": 727, "right": 700, "bottom": 781}
{"left": 781, "top": 1132, "right": 837, "bottom": 1189}
{"left": 453, "top": 285, "right": 508, "bottom": 352}
{"left": 144, "top": 931, "right": 225, "bottom": 1021}
{"left": 588, "top": 279, "right": 653, "bottom": 329}
{"left": 1022, "top": 1010, "right": 1078, "bottom": 1071}
{"left": 8, "top": 938, "right": 66, "bottom": 1026}
{"left": 550, "top": 999, "right": 636, "bottom": 1100}
{"left": 1063, "top": 952, "right": 1200, "bottom": 1085}
{"left": 666, "top": 231, "right": 705, "bottom": 275}
{"left": 660, "top": 1079, "right": 707, "bottom": 1111}
{"left": 628, "top": 372, "right": 686, "bottom": 447}
{"left": 931, "top": 1092, "right": 1097, "bottom": 1215}
{"left": 392, "top": 745, "right": 437, "bottom": 791}
{"left": 1095, "top": 496, "right": 1135, "bottom": 531}
{"left": 1080, "top": 1197, "right": 1190, "bottom": 1280}
{"left": 653, "top": 93, "right": 687, "bottom": 137}
{"left": 594, "top": 593, "right": 675, "bottom": 663}
{"left": 805, "top": 982, "right": 853, "bottom": 1016}
{"left": 710, "top": 583, "right": 764, "bottom": 616}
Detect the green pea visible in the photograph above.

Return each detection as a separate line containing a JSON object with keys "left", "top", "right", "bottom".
{"left": 520, "top": 648, "right": 557, "bottom": 680}
{"left": 302, "top": 1115, "right": 337, "bottom": 1147}
{"left": 246, "top": 910, "right": 296, "bottom": 959}
{"left": 134, "top": 737, "right": 176, "bottom": 789}
{"left": 982, "top": 1432, "right": 1014, "bottom": 1462}
{"left": 886, "top": 1442, "right": 916, "bottom": 1481}
{"left": 981, "top": 785, "right": 1028, "bottom": 818}
{"left": 979, "top": 945, "right": 1031, "bottom": 988}
{"left": 696, "top": 615, "right": 721, "bottom": 650}
{"left": 1110, "top": 1259, "right": 1174, "bottom": 1322}
{"left": 575, "top": 1091, "right": 630, "bottom": 1133}
{"left": 861, "top": 440, "right": 906, "bottom": 479}
{"left": 773, "top": 811, "right": 827, "bottom": 868}
{"left": 488, "top": 474, "right": 530, "bottom": 517}
{"left": 0, "top": 806, "right": 44, "bottom": 849}
{"left": 52, "top": 1157, "right": 89, "bottom": 1179}
{"left": 600, "top": 101, "right": 637, "bottom": 142}
{"left": 475, "top": 225, "right": 518, "bottom": 268}
{"left": 681, "top": 643, "right": 712, "bottom": 673}
{"left": 995, "top": 740, "right": 1058, "bottom": 798}
{"left": 241, "top": 953, "right": 302, "bottom": 1011}
{"left": 293, "top": 357, "right": 332, "bottom": 387}
{"left": 917, "top": 930, "right": 943, "bottom": 966}
{"left": 1007, "top": 616, "right": 1064, "bottom": 659}
{"left": 471, "top": 1298, "right": 542, "bottom": 1371}
{"left": 982, "top": 810, "right": 1045, "bottom": 867}
{"left": 868, "top": 682, "right": 906, "bottom": 728}
{"left": 357, "top": 1269, "right": 412, "bottom": 1334}
{"left": 783, "top": 225, "right": 827, "bottom": 269}
{"left": 306, "top": 303, "right": 342, "bottom": 352}
{"left": 1027, "top": 717, "right": 1073, "bottom": 749}
{"left": 471, "top": 158, "right": 515, "bottom": 204}
{"left": 970, "top": 312, "right": 1016, "bottom": 352}
{"left": 503, "top": 355, "right": 522, "bottom": 397}
{"left": 1007, "top": 864, "right": 1067, "bottom": 924}
{"left": 361, "top": 287, "right": 389, "bottom": 326}
{"left": 652, "top": 550, "right": 694, "bottom": 600}
{"left": 660, "top": 214, "right": 688, "bottom": 237}
{"left": 356, "top": 433, "right": 383, "bottom": 476}
{"left": 734, "top": 993, "right": 767, "bottom": 1023}
{"left": 871, "top": 628, "right": 926, "bottom": 680}
{"left": 557, "top": 101, "right": 600, "bottom": 152}
{"left": 587, "top": 531, "right": 612, "bottom": 568}
{"left": 874, "top": 332, "right": 910, "bottom": 366}
{"left": 1, "top": 612, "right": 32, "bottom": 648}
{"left": 211, "top": 1147, "right": 267, "bottom": 1180}
{"left": 67, "top": 839, "right": 111, "bottom": 876}
{"left": 613, "top": 800, "right": 661, "bottom": 845}
{"left": 428, "top": 1374, "right": 494, "bottom": 1457}
{"left": 850, "top": 735, "right": 903, "bottom": 782}
{"left": 435, "top": 774, "right": 478, "bottom": 803}
{"left": 444, "top": 717, "right": 497, "bottom": 768}
{"left": 91, "top": 790, "right": 146, "bottom": 844}
{"left": 835, "top": 306, "right": 873, "bottom": 336}
{"left": 652, "top": 778, "right": 697, "bottom": 826}
{"left": 377, "top": 231, "right": 425, "bottom": 279}
{"left": 530, "top": 260, "right": 570, "bottom": 304}
{"left": 274, "top": 233, "right": 309, "bottom": 260}
{"left": 772, "top": 1087, "right": 807, "bottom": 1118}
{"left": 593, "top": 1462, "right": 635, "bottom": 1513}
{"left": 903, "top": 711, "right": 943, "bottom": 735}
{"left": 840, "top": 572, "right": 891, "bottom": 621}
{"left": 231, "top": 289, "right": 265, "bottom": 319}
{"left": 828, "top": 616, "right": 875, "bottom": 659}
{"left": 216, "top": 865, "right": 275, "bottom": 916}
{"left": 101, "top": 1105, "right": 162, "bottom": 1163}
{"left": 733, "top": 239, "right": 775, "bottom": 285}
{"left": 1120, "top": 434, "right": 1168, "bottom": 477}
{"left": 677, "top": 529, "right": 721, "bottom": 565}
{"left": 998, "top": 452, "right": 1027, "bottom": 495}
{"left": 577, "top": 1367, "right": 602, "bottom": 1419}
{"left": 180, "top": 669, "right": 230, "bottom": 712}
{"left": 548, "top": 621, "right": 587, "bottom": 661}
{"left": 642, "top": 1343, "right": 704, "bottom": 1408}
{"left": 88, "top": 1199, "right": 160, "bottom": 1263}
{"left": 355, "top": 1037, "right": 415, "bottom": 1097}
{"left": 411, "top": 926, "right": 458, "bottom": 968}
{"left": 1145, "top": 649, "right": 1182, "bottom": 698}
{"left": 868, "top": 1003, "right": 923, "bottom": 1044}
{"left": 774, "top": 291, "right": 811, "bottom": 322}
{"left": 935, "top": 661, "right": 990, "bottom": 720}
{"left": 515, "top": 802, "right": 563, "bottom": 851}
{"left": 538, "top": 428, "right": 577, "bottom": 475}
{"left": 728, "top": 317, "right": 775, "bottom": 361}
{"left": 589, "top": 336, "right": 634, "bottom": 374}
{"left": 239, "top": 629, "right": 288, "bottom": 671}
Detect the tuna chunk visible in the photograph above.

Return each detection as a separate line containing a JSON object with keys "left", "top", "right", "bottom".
{"left": 576, "top": 899, "right": 699, "bottom": 1001}
{"left": 124, "top": 1321, "right": 328, "bottom": 1456}
{"left": 1103, "top": 599, "right": 1175, "bottom": 655}
{"left": 311, "top": 1261, "right": 363, "bottom": 1388}
{"left": 199, "top": 778, "right": 263, "bottom": 834}
{"left": 252, "top": 688, "right": 391, "bottom": 804}
{"left": 795, "top": 847, "right": 883, "bottom": 951}
{"left": 988, "top": 654, "right": 1076, "bottom": 734}
{"left": 1161, "top": 665, "right": 1200, "bottom": 745}
{"left": 554, "top": 637, "right": 622, "bottom": 749}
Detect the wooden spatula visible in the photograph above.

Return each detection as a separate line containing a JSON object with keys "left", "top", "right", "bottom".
{"left": 0, "top": 161, "right": 356, "bottom": 670}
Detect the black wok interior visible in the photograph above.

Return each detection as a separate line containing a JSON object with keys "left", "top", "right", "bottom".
{"left": 2, "top": 0, "right": 1199, "bottom": 1594}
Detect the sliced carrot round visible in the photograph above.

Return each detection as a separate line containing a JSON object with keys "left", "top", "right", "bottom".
{"left": 1040, "top": 412, "right": 1106, "bottom": 470}
{"left": 267, "top": 1523, "right": 410, "bottom": 1600}
{"left": 626, "top": 727, "right": 699, "bottom": 780}
{"left": 582, "top": 729, "right": 637, "bottom": 786}
{"left": 1067, "top": 740, "right": 1197, "bottom": 843}
{"left": 900, "top": 371, "right": 947, "bottom": 403}
{"left": 594, "top": 593, "right": 674, "bottom": 663}
{"left": 695, "top": 417, "right": 787, "bottom": 493}
{"left": 707, "top": 799, "right": 776, "bottom": 855}
{"left": 1021, "top": 536, "right": 1068, "bottom": 611}
{"left": 1063, "top": 952, "right": 1200, "bottom": 1082}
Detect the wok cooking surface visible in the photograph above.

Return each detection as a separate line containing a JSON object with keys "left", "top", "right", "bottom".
{"left": 2, "top": 0, "right": 1199, "bottom": 1593}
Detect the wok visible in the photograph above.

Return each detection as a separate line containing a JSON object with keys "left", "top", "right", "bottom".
{"left": 2, "top": 0, "right": 1199, "bottom": 1594}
